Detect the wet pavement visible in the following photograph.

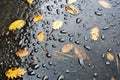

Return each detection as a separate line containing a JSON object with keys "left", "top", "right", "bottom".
{"left": 0, "top": 0, "right": 120, "bottom": 80}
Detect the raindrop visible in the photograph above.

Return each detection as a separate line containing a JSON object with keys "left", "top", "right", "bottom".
{"left": 68, "top": 33, "right": 74, "bottom": 37}
{"left": 105, "top": 61, "right": 110, "bottom": 65}
{"left": 32, "top": 64, "right": 40, "bottom": 69}
{"left": 52, "top": 44, "right": 56, "bottom": 48}
{"left": 75, "top": 40, "right": 80, "bottom": 44}
{"left": 78, "top": 58, "right": 85, "bottom": 67}
{"left": 101, "top": 35, "right": 106, "bottom": 40}
{"left": 60, "top": 30, "right": 67, "bottom": 34}
{"left": 56, "top": 9, "right": 60, "bottom": 15}
{"left": 65, "top": 70, "right": 70, "bottom": 73}
{"left": 58, "top": 38, "right": 65, "bottom": 42}
{"left": 46, "top": 53, "right": 52, "bottom": 58}
{"left": 93, "top": 73, "right": 98, "bottom": 77}
{"left": 42, "top": 63, "right": 46, "bottom": 68}
{"left": 107, "top": 48, "right": 112, "bottom": 52}
{"left": 57, "top": 75, "right": 64, "bottom": 80}
{"left": 37, "top": 74, "right": 41, "bottom": 78}
{"left": 102, "top": 27, "right": 110, "bottom": 30}
{"left": 69, "top": 37, "right": 73, "bottom": 42}
{"left": 95, "top": 12, "right": 102, "bottom": 16}
{"left": 47, "top": 5, "right": 52, "bottom": 11}
{"left": 76, "top": 18, "right": 82, "bottom": 24}
{"left": 28, "top": 71, "right": 36, "bottom": 75}
{"left": 42, "top": 75, "right": 49, "bottom": 80}
{"left": 48, "top": 61, "right": 53, "bottom": 65}
{"left": 84, "top": 45, "right": 91, "bottom": 50}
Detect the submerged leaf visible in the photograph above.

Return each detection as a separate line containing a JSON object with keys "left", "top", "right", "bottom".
{"left": 111, "top": 76, "right": 115, "bottom": 80}
{"left": 27, "top": 0, "right": 34, "bottom": 4}
{"left": 106, "top": 52, "right": 114, "bottom": 61}
{"left": 5, "top": 67, "right": 26, "bottom": 79}
{"left": 99, "top": 0, "right": 111, "bottom": 9}
{"left": 33, "top": 14, "right": 44, "bottom": 22}
{"left": 65, "top": 5, "right": 79, "bottom": 15}
{"left": 61, "top": 44, "right": 74, "bottom": 53}
{"left": 67, "top": 0, "right": 77, "bottom": 4}
{"left": 37, "top": 32, "right": 45, "bottom": 42}
{"left": 9, "top": 20, "right": 25, "bottom": 30}
{"left": 52, "top": 20, "right": 63, "bottom": 30}
{"left": 16, "top": 48, "right": 29, "bottom": 57}
{"left": 90, "top": 27, "right": 99, "bottom": 41}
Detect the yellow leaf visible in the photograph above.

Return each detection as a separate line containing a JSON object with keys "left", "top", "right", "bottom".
{"left": 106, "top": 52, "right": 114, "bottom": 61}
{"left": 99, "top": 0, "right": 111, "bottom": 9}
{"left": 61, "top": 44, "right": 74, "bottom": 53}
{"left": 5, "top": 67, "right": 26, "bottom": 79}
{"left": 33, "top": 14, "right": 44, "bottom": 22}
{"left": 37, "top": 32, "right": 45, "bottom": 42}
{"left": 111, "top": 76, "right": 115, "bottom": 80}
{"left": 74, "top": 46, "right": 87, "bottom": 59}
{"left": 52, "top": 20, "right": 63, "bottom": 30}
{"left": 27, "top": 0, "right": 34, "bottom": 4}
{"left": 67, "top": 0, "right": 77, "bottom": 4}
{"left": 90, "top": 27, "right": 99, "bottom": 41}
{"left": 16, "top": 48, "right": 29, "bottom": 57}
{"left": 65, "top": 5, "right": 79, "bottom": 15}
{"left": 9, "top": 20, "right": 25, "bottom": 30}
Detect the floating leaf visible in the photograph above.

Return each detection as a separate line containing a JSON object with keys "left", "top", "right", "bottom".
{"left": 5, "top": 67, "right": 26, "bottom": 79}
{"left": 9, "top": 20, "right": 25, "bottom": 30}
{"left": 111, "top": 76, "right": 115, "bottom": 80}
{"left": 16, "top": 48, "right": 29, "bottom": 57}
{"left": 106, "top": 52, "right": 114, "bottom": 61}
{"left": 33, "top": 14, "right": 44, "bottom": 22}
{"left": 67, "top": 0, "right": 77, "bottom": 4}
{"left": 52, "top": 20, "right": 63, "bottom": 30}
{"left": 90, "top": 27, "right": 99, "bottom": 41}
{"left": 74, "top": 46, "right": 88, "bottom": 59}
{"left": 61, "top": 44, "right": 74, "bottom": 53}
{"left": 99, "top": 0, "right": 111, "bottom": 9}
{"left": 37, "top": 32, "right": 45, "bottom": 42}
{"left": 27, "top": 0, "right": 34, "bottom": 4}
{"left": 65, "top": 5, "right": 79, "bottom": 15}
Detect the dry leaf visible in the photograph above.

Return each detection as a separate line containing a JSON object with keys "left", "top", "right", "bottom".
{"left": 9, "top": 20, "right": 25, "bottom": 30}
{"left": 33, "top": 14, "right": 44, "bottom": 22}
{"left": 90, "top": 27, "right": 99, "bottom": 41}
{"left": 37, "top": 32, "right": 45, "bottom": 42}
{"left": 5, "top": 67, "right": 26, "bottom": 79}
{"left": 106, "top": 52, "right": 114, "bottom": 61}
{"left": 99, "top": 0, "right": 111, "bottom": 9}
{"left": 65, "top": 5, "right": 79, "bottom": 15}
{"left": 67, "top": 0, "right": 77, "bottom": 4}
{"left": 16, "top": 48, "right": 29, "bottom": 57}
{"left": 74, "top": 46, "right": 87, "bottom": 59}
{"left": 61, "top": 44, "right": 74, "bottom": 53}
{"left": 27, "top": 0, "right": 34, "bottom": 4}
{"left": 52, "top": 20, "right": 63, "bottom": 30}
{"left": 111, "top": 76, "right": 115, "bottom": 80}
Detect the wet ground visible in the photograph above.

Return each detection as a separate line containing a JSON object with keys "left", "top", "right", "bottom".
{"left": 0, "top": 0, "right": 120, "bottom": 80}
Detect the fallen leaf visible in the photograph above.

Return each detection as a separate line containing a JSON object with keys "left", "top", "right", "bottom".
{"left": 16, "top": 48, "right": 29, "bottom": 57}
{"left": 67, "top": 0, "right": 77, "bottom": 4}
{"left": 106, "top": 52, "right": 114, "bottom": 61}
{"left": 111, "top": 76, "right": 115, "bottom": 80}
{"left": 9, "top": 20, "right": 25, "bottom": 30}
{"left": 5, "top": 67, "right": 26, "bottom": 79}
{"left": 27, "top": 0, "right": 34, "bottom": 4}
{"left": 52, "top": 20, "right": 63, "bottom": 30}
{"left": 99, "top": 0, "right": 111, "bottom": 9}
{"left": 90, "top": 27, "right": 99, "bottom": 41}
{"left": 33, "top": 14, "right": 44, "bottom": 22}
{"left": 74, "top": 46, "right": 88, "bottom": 59}
{"left": 61, "top": 44, "right": 74, "bottom": 53}
{"left": 37, "top": 32, "right": 45, "bottom": 42}
{"left": 65, "top": 5, "right": 79, "bottom": 15}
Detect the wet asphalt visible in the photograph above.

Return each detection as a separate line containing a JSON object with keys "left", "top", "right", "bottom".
{"left": 0, "top": 0, "right": 120, "bottom": 80}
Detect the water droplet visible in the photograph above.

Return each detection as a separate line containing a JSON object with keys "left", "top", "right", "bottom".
{"left": 84, "top": 45, "right": 91, "bottom": 50}
{"left": 102, "top": 27, "right": 110, "bottom": 30}
{"left": 105, "top": 61, "right": 110, "bottom": 65}
{"left": 32, "top": 64, "right": 40, "bottom": 69}
{"left": 60, "top": 30, "right": 67, "bottom": 34}
{"left": 101, "top": 35, "right": 106, "bottom": 40}
{"left": 57, "top": 75, "right": 64, "bottom": 80}
{"left": 76, "top": 18, "right": 82, "bottom": 24}
{"left": 48, "top": 61, "right": 53, "bottom": 65}
{"left": 68, "top": 33, "right": 74, "bottom": 37}
{"left": 47, "top": 5, "right": 52, "bottom": 11}
{"left": 58, "top": 38, "right": 65, "bottom": 42}
{"left": 42, "top": 75, "right": 49, "bottom": 80}
{"left": 107, "top": 48, "right": 112, "bottom": 52}
{"left": 75, "top": 40, "right": 80, "bottom": 44}
{"left": 65, "top": 70, "right": 70, "bottom": 73}
{"left": 46, "top": 53, "right": 52, "bottom": 58}
{"left": 95, "top": 12, "right": 102, "bottom": 16}
{"left": 37, "top": 74, "right": 41, "bottom": 78}
{"left": 93, "top": 73, "right": 98, "bottom": 77}
{"left": 28, "top": 71, "right": 36, "bottom": 75}
{"left": 42, "top": 63, "right": 46, "bottom": 68}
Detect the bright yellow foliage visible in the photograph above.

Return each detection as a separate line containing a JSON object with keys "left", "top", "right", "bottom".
{"left": 106, "top": 52, "right": 114, "bottom": 61}
{"left": 8, "top": 20, "right": 25, "bottom": 30}
{"left": 37, "top": 32, "right": 45, "bottom": 42}
{"left": 67, "top": 0, "right": 77, "bottom": 4}
{"left": 33, "top": 14, "right": 44, "bottom": 22}
{"left": 27, "top": 0, "right": 34, "bottom": 4}
{"left": 5, "top": 67, "right": 27, "bottom": 79}
{"left": 52, "top": 20, "right": 63, "bottom": 30}
{"left": 90, "top": 27, "right": 99, "bottom": 41}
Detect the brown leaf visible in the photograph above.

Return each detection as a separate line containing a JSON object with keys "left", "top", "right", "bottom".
{"left": 106, "top": 52, "right": 114, "bottom": 61}
{"left": 37, "top": 32, "right": 45, "bottom": 42}
{"left": 61, "top": 44, "right": 74, "bottom": 53}
{"left": 111, "top": 76, "right": 116, "bottom": 80}
{"left": 9, "top": 20, "right": 25, "bottom": 30}
{"left": 90, "top": 27, "right": 99, "bottom": 41}
{"left": 99, "top": 0, "right": 111, "bottom": 9}
{"left": 65, "top": 5, "right": 79, "bottom": 15}
{"left": 33, "top": 14, "right": 44, "bottom": 22}
{"left": 16, "top": 48, "right": 29, "bottom": 57}
{"left": 5, "top": 67, "right": 26, "bottom": 79}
